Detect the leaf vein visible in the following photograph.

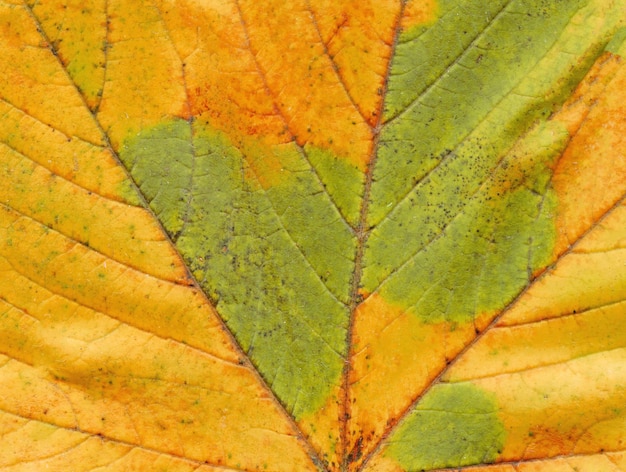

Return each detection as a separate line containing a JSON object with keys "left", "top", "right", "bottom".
{"left": 0, "top": 406, "right": 235, "bottom": 469}
{"left": 0, "top": 203, "right": 179, "bottom": 285}
{"left": 233, "top": 0, "right": 355, "bottom": 232}
{"left": 304, "top": 0, "right": 372, "bottom": 127}
{"left": 0, "top": 249, "right": 242, "bottom": 369}
{"left": 383, "top": 0, "right": 514, "bottom": 125}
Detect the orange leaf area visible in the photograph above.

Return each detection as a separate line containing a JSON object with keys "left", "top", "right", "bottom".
{"left": 0, "top": 351, "right": 316, "bottom": 471}
{"left": 29, "top": 0, "right": 417, "bottom": 185}
{"left": 305, "top": 0, "right": 401, "bottom": 124}
{"left": 78, "top": 0, "right": 407, "bottom": 171}
{"left": 401, "top": 0, "right": 438, "bottom": 30}
{"left": 464, "top": 349, "right": 626, "bottom": 460}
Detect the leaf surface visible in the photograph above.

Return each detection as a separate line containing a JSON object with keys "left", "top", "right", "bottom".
{"left": 1, "top": 0, "right": 626, "bottom": 470}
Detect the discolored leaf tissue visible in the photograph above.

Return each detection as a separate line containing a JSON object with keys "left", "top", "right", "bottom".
{"left": 2, "top": 0, "right": 626, "bottom": 470}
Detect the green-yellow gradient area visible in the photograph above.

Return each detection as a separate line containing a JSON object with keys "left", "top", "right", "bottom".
{"left": 361, "top": 0, "right": 626, "bottom": 324}
{"left": 119, "top": 118, "right": 354, "bottom": 420}
{"left": 370, "top": 0, "right": 625, "bottom": 228}
{"left": 27, "top": 0, "right": 107, "bottom": 110}
{"left": 383, "top": 383, "right": 506, "bottom": 470}
{"left": 605, "top": 26, "right": 626, "bottom": 54}
{"left": 306, "top": 144, "right": 364, "bottom": 227}
{"left": 363, "top": 120, "right": 564, "bottom": 323}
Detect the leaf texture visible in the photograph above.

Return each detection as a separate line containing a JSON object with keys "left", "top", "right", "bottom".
{"left": 1, "top": 0, "right": 626, "bottom": 471}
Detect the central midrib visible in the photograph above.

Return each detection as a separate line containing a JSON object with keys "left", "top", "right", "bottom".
{"left": 340, "top": 2, "right": 409, "bottom": 470}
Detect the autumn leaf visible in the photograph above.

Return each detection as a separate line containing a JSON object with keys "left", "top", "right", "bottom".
{"left": 2, "top": 0, "right": 626, "bottom": 470}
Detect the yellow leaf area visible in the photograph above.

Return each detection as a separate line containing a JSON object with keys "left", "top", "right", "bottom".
{"left": 3, "top": 0, "right": 626, "bottom": 471}
{"left": 372, "top": 452, "right": 626, "bottom": 472}
{"left": 351, "top": 52, "right": 626, "bottom": 470}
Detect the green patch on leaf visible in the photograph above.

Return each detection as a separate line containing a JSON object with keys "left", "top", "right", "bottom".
{"left": 606, "top": 27, "right": 626, "bottom": 55}
{"left": 365, "top": 119, "right": 565, "bottom": 324}
{"left": 384, "top": 383, "right": 506, "bottom": 470}
{"left": 118, "top": 119, "right": 194, "bottom": 237}
{"left": 372, "top": 0, "right": 619, "bottom": 228}
{"left": 305, "top": 144, "right": 364, "bottom": 227}
{"left": 119, "top": 119, "right": 353, "bottom": 419}
{"left": 359, "top": 0, "right": 626, "bottom": 324}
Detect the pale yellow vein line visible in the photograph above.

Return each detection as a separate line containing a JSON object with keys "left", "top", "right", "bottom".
{"left": 0, "top": 406, "right": 242, "bottom": 470}
{"left": 0, "top": 203, "right": 181, "bottom": 285}
{"left": 0, "top": 253, "right": 241, "bottom": 368}
{"left": 446, "top": 346, "right": 626, "bottom": 383}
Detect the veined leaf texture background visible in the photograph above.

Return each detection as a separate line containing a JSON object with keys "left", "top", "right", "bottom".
{"left": 1, "top": 0, "right": 626, "bottom": 470}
